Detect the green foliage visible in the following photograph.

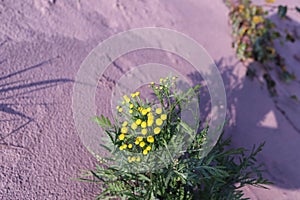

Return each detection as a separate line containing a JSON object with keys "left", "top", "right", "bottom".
{"left": 78, "top": 130, "right": 270, "bottom": 199}
{"left": 227, "top": 0, "right": 297, "bottom": 96}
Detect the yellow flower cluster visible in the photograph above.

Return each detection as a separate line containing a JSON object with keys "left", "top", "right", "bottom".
{"left": 115, "top": 90, "right": 168, "bottom": 162}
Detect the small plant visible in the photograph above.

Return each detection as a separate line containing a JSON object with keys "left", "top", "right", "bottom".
{"left": 226, "top": 0, "right": 299, "bottom": 96}
{"left": 78, "top": 76, "right": 270, "bottom": 199}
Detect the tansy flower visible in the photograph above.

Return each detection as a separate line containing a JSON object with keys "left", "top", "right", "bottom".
{"left": 137, "top": 136, "right": 143, "bottom": 142}
{"left": 121, "top": 101, "right": 125, "bottom": 105}
{"left": 160, "top": 114, "right": 167, "bottom": 120}
{"left": 147, "top": 136, "right": 154, "bottom": 143}
{"left": 146, "top": 107, "right": 151, "bottom": 112}
{"left": 135, "top": 91, "right": 140, "bottom": 96}
{"left": 146, "top": 146, "right": 151, "bottom": 151}
{"left": 136, "top": 156, "right": 141, "bottom": 162}
{"left": 141, "top": 109, "right": 148, "bottom": 115}
{"left": 121, "top": 127, "right": 128, "bottom": 133}
{"left": 116, "top": 106, "right": 120, "bottom": 109}
{"left": 129, "top": 104, "right": 134, "bottom": 108}
{"left": 141, "top": 128, "right": 147, "bottom": 135}
{"left": 122, "top": 121, "right": 128, "bottom": 127}
{"left": 135, "top": 139, "right": 140, "bottom": 145}
{"left": 118, "top": 107, "right": 123, "bottom": 112}
{"left": 131, "top": 93, "right": 136, "bottom": 98}
{"left": 150, "top": 82, "right": 154, "bottom": 85}
{"left": 143, "top": 149, "right": 148, "bottom": 155}
{"left": 156, "top": 118, "right": 163, "bottom": 126}
{"left": 131, "top": 157, "right": 136, "bottom": 162}
{"left": 139, "top": 141, "right": 146, "bottom": 148}
{"left": 265, "top": 0, "right": 275, "bottom": 3}
{"left": 154, "top": 127, "right": 161, "bottom": 134}
{"left": 253, "top": 16, "right": 263, "bottom": 24}
{"left": 141, "top": 121, "right": 147, "bottom": 128}
{"left": 129, "top": 110, "right": 133, "bottom": 114}
{"left": 159, "top": 86, "right": 163, "bottom": 90}
{"left": 123, "top": 95, "right": 130, "bottom": 103}
{"left": 156, "top": 108, "right": 162, "bottom": 114}
{"left": 119, "top": 134, "right": 125, "bottom": 140}
{"left": 136, "top": 119, "right": 142, "bottom": 125}
{"left": 147, "top": 119, "right": 154, "bottom": 127}
{"left": 131, "top": 123, "right": 138, "bottom": 130}
{"left": 128, "top": 144, "right": 133, "bottom": 149}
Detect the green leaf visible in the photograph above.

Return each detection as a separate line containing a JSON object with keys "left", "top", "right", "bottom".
{"left": 277, "top": 5, "right": 287, "bottom": 18}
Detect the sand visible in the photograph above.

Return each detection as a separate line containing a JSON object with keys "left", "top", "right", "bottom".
{"left": 1, "top": 0, "right": 300, "bottom": 199}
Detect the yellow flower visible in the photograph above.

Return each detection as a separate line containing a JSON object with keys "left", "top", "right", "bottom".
{"left": 146, "top": 146, "right": 151, "bottom": 151}
{"left": 156, "top": 118, "right": 163, "bottom": 126}
{"left": 172, "top": 76, "right": 177, "bottom": 80}
{"left": 128, "top": 156, "right": 132, "bottom": 163}
{"left": 143, "top": 149, "right": 148, "bottom": 155}
{"left": 141, "top": 121, "right": 147, "bottom": 128}
{"left": 123, "top": 144, "right": 127, "bottom": 149}
{"left": 123, "top": 95, "right": 130, "bottom": 103}
{"left": 159, "top": 86, "right": 163, "bottom": 90}
{"left": 160, "top": 114, "right": 167, "bottom": 120}
{"left": 141, "top": 109, "right": 148, "bottom": 115}
{"left": 147, "top": 119, "right": 154, "bottom": 127}
{"left": 122, "top": 121, "right": 128, "bottom": 127}
{"left": 139, "top": 141, "right": 146, "bottom": 148}
{"left": 141, "top": 128, "right": 147, "bottom": 135}
{"left": 118, "top": 107, "right": 123, "bottom": 112}
{"left": 129, "top": 110, "right": 133, "bottom": 114}
{"left": 116, "top": 106, "right": 120, "bottom": 109}
{"left": 119, "top": 134, "right": 125, "bottom": 140}
{"left": 129, "top": 104, "right": 134, "bottom": 108}
{"left": 121, "top": 101, "right": 125, "bottom": 105}
{"left": 146, "top": 107, "right": 151, "bottom": 112}
{"left": 154, "top": 127, "right": 161, "bottom": 134}
{"left": 121, "top": 127, "right": 128, "bottom": 133}
{"left": 160, "top": 78, "right": 163, "bottom": 83}
{"left": 135, "top": 140, "right": 140, "bottom": 145}
{"left": 131, "top": 156, "right": 136, "bottom": 162}
{"left": 131, "top": 123, "right": 138, "bottom": 130}
{"left": 128, "top": 144, "right": 133, "bottom": 149}
{"left": 119, "top": 144, "right": 127, "bottom": 150}
{"left": 119, "top": 146, "right": 124, "bottom": 151}
{"left": 137, "top": 136, "right": 143, "bottom": 142}
{"left": 156, "top": 108, "right": 162, "bottom": 114}
{"left": 265, "top": 0, "right": 275, "bottom": 3}
{"left": 150, "top": 82, "right": 154, "bottom": 85}
{"left": 253, "top": 16, "right": 263, "bottom": 24}
{"left": 147, "top": 136, "right": 154, "bottom": 143}
{"left": 136, "top": 119, "right": 142, "bottom": 125}
{"left": 136, "top": 156, "right": 141, "bottom": 162}
{"left": 135, "top": 91, "right": 140, "bottom": 96}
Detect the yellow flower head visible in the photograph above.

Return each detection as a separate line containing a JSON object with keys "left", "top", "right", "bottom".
{"left": 136, "top": 156, "right": 141, "bottom": 162}
{"left": 121, "top": 127, "right": 128, "bottom": 133}
{"left": 118, "top": 107, "right": 123, "bottom": 112}
{"left": 253, "top": 16, "right": 263, "bottom": 24}
{"left": 146, "top": 146, "right": 151, "bottom": 151}
{"left": 147, "top": 136, "right": 154, "bottom": 143}
{"left": 135, "top": 140, "right": 140, "bottom": 145}
{"left": 131, "top": 123, "right": 138, "bottom": 130}
{"left": 119, "top": 134, "right": 125, "bottom": 140}
{"left": 141, "top": 121, "right": 147, "bottom": 128}
{"left": 128, "top": 144, "right": 133, "bottom": 149}
{"left": 122, "top": 121, "right": 128, "bottom": 127}
{"left": 129, "top": 110, "right": 133, "bottom": 114}
{"left": 135, "top": 91, "right": 140, "bottom": 96}
{"left": 143, "top": 149, "right": 148, "bottom": 155}
{"left": 123, "top": 95, "right": 130, "bottom": 103}
{"left": 141, "top": 128, "right": 147, "bottom": 135}
{"left": 147, "top": 119, "right": 154, "bottom": 127}
{"left": 160, "top": 114, "right": 167, "bottom": 120}
{"left": 156, "top": 118, "right": 163, "bottom": 126}
{"left": 146, "top": 107, "right": 151, "bottom": 112}
{"left": 154, "top": 127, "right": 161, "bottom": 134}
{"left": 139, "top": 141, "right": 146, "bottom": 148}
{"left": 265, "top": 0, "right": 275, "bottom": 3}
{"left": 137, "top": 136, "right": 143, "bottom": 142}
{"left": 136, "top": 119, "right": 142, "bottom": 125}
{"left": 129, "top": 104, "right": 134, "bottom": 108}
{"left": 156, "top": 108, "right": 162, "bottom": 114}
{"left": 131, "top": 93, "right": 136, "bottom": 98}
{"left": 141, "top": 109, "right": 148, "bottom": 116}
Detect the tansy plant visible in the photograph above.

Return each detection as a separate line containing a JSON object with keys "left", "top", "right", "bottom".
{"left": 78, "top": 76, "right": 270, "bottom": 199}
{"left": 226, "top": 0, "right": 299, "bottom": 96}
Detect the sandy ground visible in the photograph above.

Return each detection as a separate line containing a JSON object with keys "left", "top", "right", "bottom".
{"left": 1, "top": 0, "right": 300, "bottom": 199}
